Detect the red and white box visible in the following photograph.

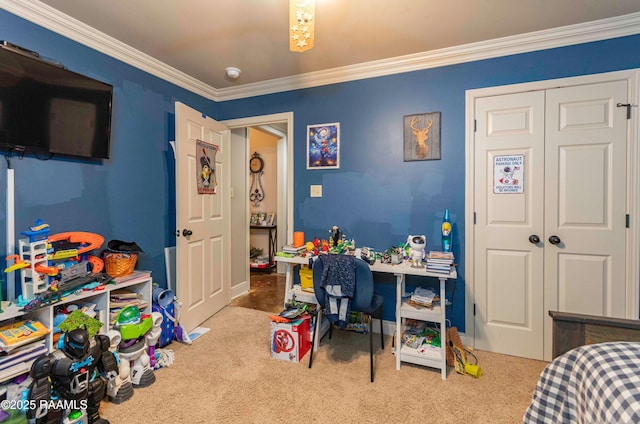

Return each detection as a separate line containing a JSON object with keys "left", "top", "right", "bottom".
{"left": 270, "top": 316, "right": 311, "bottom": 362}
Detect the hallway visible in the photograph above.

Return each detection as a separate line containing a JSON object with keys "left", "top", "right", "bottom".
{"left": 230, "top": 271, "right": 285, "bottom": 313}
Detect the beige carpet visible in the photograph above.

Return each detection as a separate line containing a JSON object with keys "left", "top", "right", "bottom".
{"left": 101, "top": 306, "right": 547, "bottom": 424}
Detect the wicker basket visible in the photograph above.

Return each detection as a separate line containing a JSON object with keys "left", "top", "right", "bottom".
{"left": 103, "top": 251, "right": 138, "bottom": 277}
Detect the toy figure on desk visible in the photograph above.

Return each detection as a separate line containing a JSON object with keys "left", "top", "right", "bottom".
{"left": 26, "top": 328, "right": 121, "bottom": 424}
{"left": 407, "top": 235, "right": 426, "bottom": 268}
{"left": 329, "top": 226, "right": 342, "bottom": 248}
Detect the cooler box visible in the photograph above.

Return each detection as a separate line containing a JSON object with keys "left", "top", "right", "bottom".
{"left": 270, "top": 316, "right": 311, "bottom": 362}
{"left": 152, "top": 302, "right": 175, "bottom": 348}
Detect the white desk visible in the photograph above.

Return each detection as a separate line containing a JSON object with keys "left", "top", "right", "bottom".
{"left": 274, "top": 255, "right": 457, "bottom": 379}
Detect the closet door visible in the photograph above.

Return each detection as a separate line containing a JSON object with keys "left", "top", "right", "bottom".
{"left": 543, "top": 80, "right": 628, "bottom": 358}
{"left": 474, "top": 91, "right": 546, "bottom": 360}
{"left": 474, "top": 79, "right": 629, "bottom": 361}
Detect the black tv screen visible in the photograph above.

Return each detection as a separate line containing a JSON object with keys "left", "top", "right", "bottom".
{"left": 0, "top": 43, "right": 113, "bottom": 159}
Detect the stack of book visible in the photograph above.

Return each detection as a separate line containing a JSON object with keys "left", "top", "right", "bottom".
{"left": 426, "top": 251, "right": 455, "bottom": 274}
{"left": 110, "top": 290, "right": 148, "bottom": 326}
{"left": 410, "top": 287, "right": 438, "bottom": 308}
{"left": 281, "top": 244, "right": 306, "bottom": 255}
{"left": 0, "top": 319, "right": 49, "bottom": 381}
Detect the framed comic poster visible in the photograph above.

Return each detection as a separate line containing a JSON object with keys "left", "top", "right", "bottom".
{"left": 403, "top": 112, "right": 441, "bottom": 161}
{"left": 196, "top": 139, "right": 218, "bottom": 194}
{"left": 307, "top": 122, "right": 340, "bottom": 169}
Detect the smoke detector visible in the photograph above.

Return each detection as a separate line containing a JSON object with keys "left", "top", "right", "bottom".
{"left": 225, "top": 67, "right": 241, "bottom": 79}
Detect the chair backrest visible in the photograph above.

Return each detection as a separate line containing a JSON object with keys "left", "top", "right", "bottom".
{"left": 312, "top": 256, "right": 374, "bottom": 312}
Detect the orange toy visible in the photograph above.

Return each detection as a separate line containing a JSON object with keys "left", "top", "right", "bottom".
{"left": 47, "top": 232, "right": 105, "bottom": 255}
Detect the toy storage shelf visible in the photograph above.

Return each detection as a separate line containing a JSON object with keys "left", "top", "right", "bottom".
{"left": 0, "top": 271, "right": 152, "bottom": 384}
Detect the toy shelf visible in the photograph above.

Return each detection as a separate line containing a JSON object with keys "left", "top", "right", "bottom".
{"left": 0, "top": 271, "right": 152, "bottom": 384}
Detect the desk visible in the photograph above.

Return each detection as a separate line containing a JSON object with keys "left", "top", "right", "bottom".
{"left": 250, "top": 225, "right": 277, "bottom": 272}
{"left": 274, "top": 255, "right": 457, "bottom": 379}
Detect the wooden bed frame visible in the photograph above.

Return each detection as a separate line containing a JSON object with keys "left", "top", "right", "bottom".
{"left": 549, "top": 310, "right": 640, "bottom": 358}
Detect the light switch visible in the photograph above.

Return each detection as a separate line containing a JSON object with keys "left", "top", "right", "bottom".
{"left": 310, "top": 185, "right": 322, "bottom": 197}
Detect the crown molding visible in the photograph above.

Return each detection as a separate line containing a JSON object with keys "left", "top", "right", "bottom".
{"left": 2, "top": 1, "right": 639, "bottom": 102}
{"left": 0, "top": 0, "right": 220, "bottom": 100}
{"left": 216, "top": 12, "right": 640, "bottom": 101}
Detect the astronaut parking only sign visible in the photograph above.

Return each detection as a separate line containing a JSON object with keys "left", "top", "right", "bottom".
{"left": 494, "top": 154, "right": 524, "bottom": 194}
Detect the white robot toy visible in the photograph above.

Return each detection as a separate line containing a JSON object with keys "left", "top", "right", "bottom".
{"left": 407, "top": 235, "right": 426, "bottom": 268}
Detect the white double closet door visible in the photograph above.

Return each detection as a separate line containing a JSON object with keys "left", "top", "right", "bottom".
{"left": 473, "top": 77, "right": 630, "bottom": 361}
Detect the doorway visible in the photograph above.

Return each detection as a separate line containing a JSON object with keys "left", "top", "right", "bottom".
{"left": 223, "top": 112, "right": 294, "bottom": 302}
{"left": 465, "top": 70, "right": 640, "bottom": 361}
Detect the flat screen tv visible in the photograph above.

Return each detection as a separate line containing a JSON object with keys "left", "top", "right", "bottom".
{"left": 0, "top": 42, "right": 113, "bottom": 160}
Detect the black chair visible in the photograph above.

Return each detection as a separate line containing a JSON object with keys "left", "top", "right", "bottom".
{"left": 308, "top": 255, "right": 384, "bottom": 382}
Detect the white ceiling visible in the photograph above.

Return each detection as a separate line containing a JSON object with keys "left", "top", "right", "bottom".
{"left": 4, "top": 1, "right": 640, "bottom": 100}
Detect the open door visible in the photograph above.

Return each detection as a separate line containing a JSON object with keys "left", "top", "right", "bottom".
{"left": 175, "top": 102, "right": 231, "bottom": 332}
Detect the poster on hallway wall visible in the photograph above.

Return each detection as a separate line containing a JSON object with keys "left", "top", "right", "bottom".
{"left": 493, "top": 154, "right": 524, "bottom": 194}
{"left": 196, "top": 139, "right": 218, "bottom": 194}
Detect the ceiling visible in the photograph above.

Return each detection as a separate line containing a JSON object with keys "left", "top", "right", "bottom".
{"left": 5, "top": 1, "right": 640, "bottom": 100}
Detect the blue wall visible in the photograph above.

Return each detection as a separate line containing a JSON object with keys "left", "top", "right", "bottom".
{"left": 218, "top": 35, "right": 640, "bottom": 328}
{"left": 0, "top": 10, "right": 216, "bottom": 291}
{"left": 1, "top": 9, "right": 640, "bottom": 330}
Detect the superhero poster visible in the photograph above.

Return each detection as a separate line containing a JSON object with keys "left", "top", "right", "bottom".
{"left": 307, "top": 122, "right": 340, "bottom": 169}
{"left": 196, "top": 139, "right": 218, "bottom": 194}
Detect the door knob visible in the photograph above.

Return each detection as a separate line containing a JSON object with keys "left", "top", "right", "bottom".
{"left": 528, "top": 235, "right": 540, "bottom": 244}
{"left": 548, "top": 235, "right": 561, "bottom": 245}
{"left": 182, "top": 229, "right": 193, "bottom": 237}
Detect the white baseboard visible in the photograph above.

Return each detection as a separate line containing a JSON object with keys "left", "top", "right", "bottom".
{"left": 231, "top": 281, "right": 249, "bottom": 299}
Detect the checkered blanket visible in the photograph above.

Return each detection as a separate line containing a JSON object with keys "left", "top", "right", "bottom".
{"left": 523, "top": 342, "right": 640, "bottom": 424}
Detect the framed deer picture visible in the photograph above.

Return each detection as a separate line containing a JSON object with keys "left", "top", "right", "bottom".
{"left": 403, "top": 112, "right": 441, "bottom": 161}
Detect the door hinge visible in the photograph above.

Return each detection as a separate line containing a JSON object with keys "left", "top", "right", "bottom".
{"left": 616, "top": 103, "right": 633, "bottom": 120}
{"left": 473, "top": 212, "right": 476, "bottom": 224}
{"left": 474, "top": 119, "right": 477, "bottom": 132}
{"left": 626, "top": 214, "right": 630, "bottom": 228}
{"left": 473, "top": 303, "right": 476, "bottom": 316}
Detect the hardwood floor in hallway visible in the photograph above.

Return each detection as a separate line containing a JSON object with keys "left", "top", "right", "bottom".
{"left": 230, "top": 271, "right": 286, "bottom": 314}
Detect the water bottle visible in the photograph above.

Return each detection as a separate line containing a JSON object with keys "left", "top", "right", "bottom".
{"left": 442, "top": 209, "right": 452, "bottom": 252}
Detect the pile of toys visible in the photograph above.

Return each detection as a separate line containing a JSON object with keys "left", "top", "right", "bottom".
{"left": 1, "top": 220, "right": 167, "bottom": 423}
{"left": 4, "top": 219, "right": 111, "bottom": 312}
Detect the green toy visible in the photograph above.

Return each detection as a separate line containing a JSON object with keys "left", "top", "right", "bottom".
{"left": 58, "top": 310, "right": 104, "bottom": 338}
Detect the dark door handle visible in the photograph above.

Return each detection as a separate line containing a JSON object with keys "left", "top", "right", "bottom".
{"left": 548, "top": 235, "right": 561, "bottom": 245}
{"left": 528, "top": 235, "right": 540, "bottom": 244}
{"left": 182, "top": 229, "right": 193, "bottom": 237}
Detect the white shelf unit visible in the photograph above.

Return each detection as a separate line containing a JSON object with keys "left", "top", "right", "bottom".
{"left": 395, "top": 271, "right": 453, "bottom": 380}
{"left": 0, "top": 271, "right": 152, "bottom": 384}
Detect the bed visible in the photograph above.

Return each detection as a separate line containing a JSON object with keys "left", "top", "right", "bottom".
{"left": 523, "top": 311, "right": 640, "bottom": 423}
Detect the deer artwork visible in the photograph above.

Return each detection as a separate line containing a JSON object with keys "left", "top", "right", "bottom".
{"left": 410, "top": 116, "right": 434, "bottom": 159}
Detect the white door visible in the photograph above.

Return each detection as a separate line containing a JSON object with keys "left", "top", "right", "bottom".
{"left": 543, "top": 81, "right": 628, "bottom": 358}
{"left": 175, "top": 102, "right": 231, "bottom": 332}
{"left": 474, "top": 91, "right": 546, "bottom": 359}
{"left": 474, "top": 80, "right": 629, "bottom": 360}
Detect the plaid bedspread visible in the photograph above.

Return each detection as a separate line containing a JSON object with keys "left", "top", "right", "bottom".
{"left": 523, "top": 342, "right": 640, "bottom": 424}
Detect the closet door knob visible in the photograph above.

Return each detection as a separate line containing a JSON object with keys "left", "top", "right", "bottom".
{"left": 182, "top": 229, "right": 193, "bottom": 237}
{"left": 528, "top": 235, "right": 540, "bottom": 244}
{"left": 548, "top": 235, "right": 561, "bottom": 245}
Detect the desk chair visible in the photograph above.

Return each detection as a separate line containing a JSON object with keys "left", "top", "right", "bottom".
{"left": 308, "top": 255, "right": 384, "bottom": 382}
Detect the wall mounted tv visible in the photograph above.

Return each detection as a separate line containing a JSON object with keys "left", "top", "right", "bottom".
{"left": 0, "top": 42, "right": 113, "bottom": 160}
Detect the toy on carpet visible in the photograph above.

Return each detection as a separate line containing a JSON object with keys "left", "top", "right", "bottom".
{"left": 112, "top": 306, "right": 163, "bottom": 388}
{"left": 26, "top": 327, "right": 123, "bottom": 424}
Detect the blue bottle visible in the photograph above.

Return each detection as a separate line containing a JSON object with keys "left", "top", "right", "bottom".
{"left": 441, "top": 209, "right": 452, "bottom": 252}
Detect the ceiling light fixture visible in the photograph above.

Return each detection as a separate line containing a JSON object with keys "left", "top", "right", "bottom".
{"left": 225, "top": 67, "right": 241, "bottom": 79}
{"left": 289, "top": 0, "right": 315, "bottom": 53}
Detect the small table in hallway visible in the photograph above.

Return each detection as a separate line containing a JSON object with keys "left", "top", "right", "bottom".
{"left": 250, "top": 224, "right": 277, "bottom": 272}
